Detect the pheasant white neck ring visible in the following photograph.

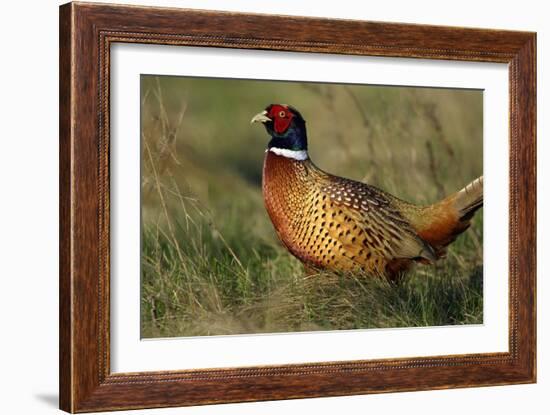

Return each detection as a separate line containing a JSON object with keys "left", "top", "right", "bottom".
{"left": 268, "top": 147, "right": 309, "bottom": 161}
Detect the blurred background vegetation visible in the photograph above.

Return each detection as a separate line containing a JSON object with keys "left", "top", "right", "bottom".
{"left": 140, "top": 75, "right": 483, "bottom": 338}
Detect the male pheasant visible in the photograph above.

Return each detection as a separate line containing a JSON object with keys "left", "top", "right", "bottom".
{"left": 251, "top": 104, "right": 483, "bottom": 280}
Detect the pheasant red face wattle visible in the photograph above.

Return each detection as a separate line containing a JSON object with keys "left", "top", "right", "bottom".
{"left": 267, "top": 104, "right": 294, "bottom": 134}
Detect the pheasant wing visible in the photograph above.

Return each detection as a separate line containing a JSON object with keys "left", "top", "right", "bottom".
{"left": 320, "top": 177, "right": 436, "bottom": 262}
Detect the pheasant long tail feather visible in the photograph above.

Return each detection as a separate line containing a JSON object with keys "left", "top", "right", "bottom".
{"left": 452, "top": 176, "right": 483, "bottom": 221}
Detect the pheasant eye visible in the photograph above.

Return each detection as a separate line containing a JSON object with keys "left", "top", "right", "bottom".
{"left": 278, "top": 110, "right": 286, "bottom": 118}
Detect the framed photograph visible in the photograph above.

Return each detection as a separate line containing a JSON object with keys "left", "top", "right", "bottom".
{"left": 59, "top": 2, "right": 536, "bottom": 412}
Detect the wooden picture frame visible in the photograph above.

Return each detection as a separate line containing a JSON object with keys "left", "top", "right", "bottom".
{"left": 59, "top": 2, "right": 536, "bottom": 412}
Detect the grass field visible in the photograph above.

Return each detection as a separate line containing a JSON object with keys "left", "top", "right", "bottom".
{"left": 140, "top": 75, "right": 483, "bottom": 338}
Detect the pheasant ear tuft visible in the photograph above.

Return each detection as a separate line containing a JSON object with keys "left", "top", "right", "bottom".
{"left": 286, "top": 105, "right": 305, "bottom": 121}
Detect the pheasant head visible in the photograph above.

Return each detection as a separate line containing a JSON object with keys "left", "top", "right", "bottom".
{"left": 251, "top": 104, "right": 308, "bottom": 160}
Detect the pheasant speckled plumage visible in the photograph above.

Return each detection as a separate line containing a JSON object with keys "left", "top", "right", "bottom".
{"left": 252, "top": 104, "right": 483, "bottom": 280}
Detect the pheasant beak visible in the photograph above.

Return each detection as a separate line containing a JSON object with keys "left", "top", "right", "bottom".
{"left": 250, "top": 110, "right": 271, "bottom": 125}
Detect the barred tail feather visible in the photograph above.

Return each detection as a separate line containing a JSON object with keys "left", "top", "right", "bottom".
{"left": 453, "top": 176, "right": 483, "bottom": 222}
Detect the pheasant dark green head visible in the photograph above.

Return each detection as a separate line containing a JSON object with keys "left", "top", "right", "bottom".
{"left": 251, "top": 104, "right": 308, "bottom": 153}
